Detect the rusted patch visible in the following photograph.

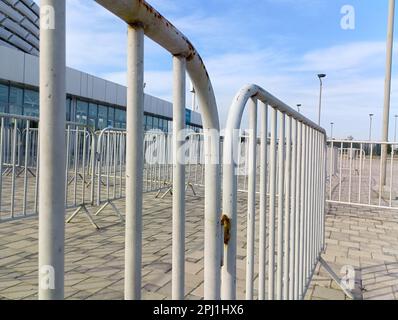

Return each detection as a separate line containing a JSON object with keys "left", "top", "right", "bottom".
{"left": 221, "top": 214, "right": 231, "bottom": 245}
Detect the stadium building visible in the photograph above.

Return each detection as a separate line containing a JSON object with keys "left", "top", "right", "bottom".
{"left": 0, "top": 0, "right": 202, "bottom": 132}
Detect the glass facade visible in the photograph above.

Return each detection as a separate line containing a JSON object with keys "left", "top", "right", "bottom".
{"left": 98, "top": 105, "right": 108, "bottom": 130}
{"left": 115, "top": 108, "right": 126, "bottom": 129}
{"left": 88, "top": 103, "right": 98, "bottom": 129}
{"left": 0, "top": 84, "right": 8, "bottom": 113}
{"left": 23, "top": 89, "right": 39, "bottom": 117}
{"left": 9, "top": 87, "right": 23, "bottom": 115}
{"left": 0, "top": 82, "right": 202, "bottom": 132}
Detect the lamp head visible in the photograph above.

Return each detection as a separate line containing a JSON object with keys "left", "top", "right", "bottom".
{"left": 318, "top": 74, "right": 326, "bottom": 79}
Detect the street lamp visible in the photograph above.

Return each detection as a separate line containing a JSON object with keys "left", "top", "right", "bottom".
{"left": 297, "top": 104, "right": 302, "bottom": 113}
{"left": 330, "top": 122, "right": 334, "bottom": 140}
{"left": 317, "top": 74, "right": 326, "bottom": 126}
{"left": 369, "top": 113, "right": 374, "bottom": 141}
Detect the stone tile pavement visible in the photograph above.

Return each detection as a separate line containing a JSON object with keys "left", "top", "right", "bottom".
{"left": 1, "top": 189, "right": 398, "bottom": 300}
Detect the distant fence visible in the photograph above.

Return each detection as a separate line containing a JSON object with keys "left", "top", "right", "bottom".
{"left": 327, "top": 139, "right": 398, "bottom": 210}
{"left": 0, "top": 114, "right": 208, "bottom": 223}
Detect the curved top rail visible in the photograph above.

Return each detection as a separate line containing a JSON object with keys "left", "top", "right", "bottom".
{"left": 226, "top": 84, "right": 326, "bottom": 135}
{"left": 94, "top": 0, "right": 219, "bottom": 131}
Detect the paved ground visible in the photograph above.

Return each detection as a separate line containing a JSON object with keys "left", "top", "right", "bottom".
{"left": 1, "top": 188, "right": 398, "bottom": 300}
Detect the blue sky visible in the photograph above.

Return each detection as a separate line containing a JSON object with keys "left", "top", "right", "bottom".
{"left": 36, "top": 0, "right": 398, "bottom": 140}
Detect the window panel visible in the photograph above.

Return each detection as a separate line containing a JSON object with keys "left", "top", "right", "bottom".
{"left": 23, "top": 89, "right": 39, "bottom": 117}
{"left": 108, "top": 107, "right": 115, "bottom": 127}
{"left": 9, "top": 87, "right": 23, "bottom": 115}
{"left": 88, "top": 103, "right": 98, "bottom": 129}
{"left": 0, "top": 84, "right": 9, "bottom": 113}
{"left": 153, "top": 116, "right": 159, "bottom": 129}
{"left": 66, "top": 98, "right": 71, "bottom": 121}
{"left": 98, "top": 105, "right": 108, "bottom": 130}
{"left": 76, "top": 100, "right": 88, "bottom": 125}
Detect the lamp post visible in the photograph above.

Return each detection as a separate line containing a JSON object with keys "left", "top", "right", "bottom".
{"left": 330, "top": 122, "right": 334, "bottom": 140}
{"left": 317, "top": 74, "right": 326, "bottom": 126}
{"left": 297, "top": 104, "right": 301, "bottom": 113}
{"left": 369, "top": 113, "right": 374, "bottom": 141}
{"left": 381, "top": 0, "right": 395, "bottom": 186}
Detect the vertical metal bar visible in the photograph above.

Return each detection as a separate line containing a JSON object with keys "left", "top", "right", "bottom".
{"left": 90, "top": 133, "right": 96, "bottom": 204}
{"left": 125, "top": 24, "right": 144, "bottom": 300}
{"left": 314, "top": 131, "right": 320, "bottom": 266}
{"left": 298, "top": 125, "right": 307, "bottom": 299}
{"left": 0, "top": 118, "right": 4, "bottom": 214}
{"left": 304, "top": 128, "right": 311, "bottom": 288}
{"left": 268, "top": 107, "right": 278, "bottom": 300}
{"left": 246, "top": 97, "right": 257, "bottom": 300}
{"left": 358, "top": 143, "right": 363, "bottom": 203}
{"left": 39, "top": 0, "right": 66, "bottom": 300}
{"left": 258, "top": 102, "right": 268, "bottom": 300}
{"left": 81, "top": 128, "right": 87, "bottom": 204}
{"left": 390, "top": 144, "right": 394, "bottom": 206}
{"left": 73, "top": 127, "right": 79, "bottom": 206}
{"left": 106, "top": 132, "right": 110, "bottom": 201}
{"left": 65, "top": 126, "right": 70, "bottom": 207}
{"left": 119, "top": 133, "right": 123, "bottom": 198}
{"left": 221, "top": 131, "right": 237, "bottom": 300}
{"left": 329, "top": 141, "right": 333, "bottom": 200}
{"left": 203, "top": 124, "right": 222, "bottom": 300}
{"left": 378, "top": 145, "right": 383, "bottom": 206}
{"left": 322, "top": 134, "right": 327, "bottom": 251}
{"left": 172, "top": 55, "right": 186, "bottom": 300}
{"left": 338, "top": 142, "right": 343, "bottom": 201}
{"left": 348, "top": 142, "right": 353, "bottom": 203}
{"left": 294, "top": 122, "right": 302, "bottom": 300}
{"left": 10, "top": 120, "right": 17, "bottom": 218}
{"left": 34, "top": 129, "right": 40, "bottom": 215}
{"left": 113, "top": 132, "right": 117, "bottom": 199}
{"left": 369, "top": 143, "right": 373, "bottom": 205}
{"left": 283, "top": 116, "right": 292, "bottom": 300}
{"left": 290, "top": 120, "right": 297, "bottom": 299}
{"left": 23, "top": 121, "right": 30, "bottom": 216}
{"left": 97, "top": 133, "right": 103, "bottom": 206}
{"left": 276, "top": 112, "right": 285, "bottom": 300}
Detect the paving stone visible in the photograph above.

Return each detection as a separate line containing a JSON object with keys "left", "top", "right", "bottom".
{"left": 312, "top": 286, "right": 346, "bottom": 300}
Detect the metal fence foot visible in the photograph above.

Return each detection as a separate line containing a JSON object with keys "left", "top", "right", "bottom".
{"left": 66, "top": 205, "right": 100, "bottom": 230}
{"left": 94, "top": 202, "right": 109, "bottom": 216}
{"left": 319, "top": 257, "right": 356, "bottom": 300}
{"left": 110, "top": 201, "right": 125, "bottom": 223}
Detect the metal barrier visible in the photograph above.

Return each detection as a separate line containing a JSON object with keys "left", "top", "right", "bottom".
{"left": 0, "top": 113, "right": 40, "bottom": 221}
{"left": 38, "top": 0, "right": 221, "bottom": 300}
{"left": 32, "top": 0, "right": 337, "bottom": 301}
{"left": 222, "top": 84, "right": 327, "bottom": 300}
{"left": 64, "top": 125, "right": 98, "bottom": 227}
{"left": 144, "top": 131, "right": 173, "bottom": 195}
{"left": 0, "top": 113, "right": 99, "bottom": 224}
{"left": 327, "top": 139, "right": 398, "bottom": 210}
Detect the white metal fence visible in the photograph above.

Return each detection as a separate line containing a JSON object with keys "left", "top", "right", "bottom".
{"left": 327, "top": 139, "right": 398, "bottom": 210}
{"left": 222, "top": 85, "right": 327, "bottom": 300}
{"left": 1, "top": 0, "right": 330, "bottom": 301}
